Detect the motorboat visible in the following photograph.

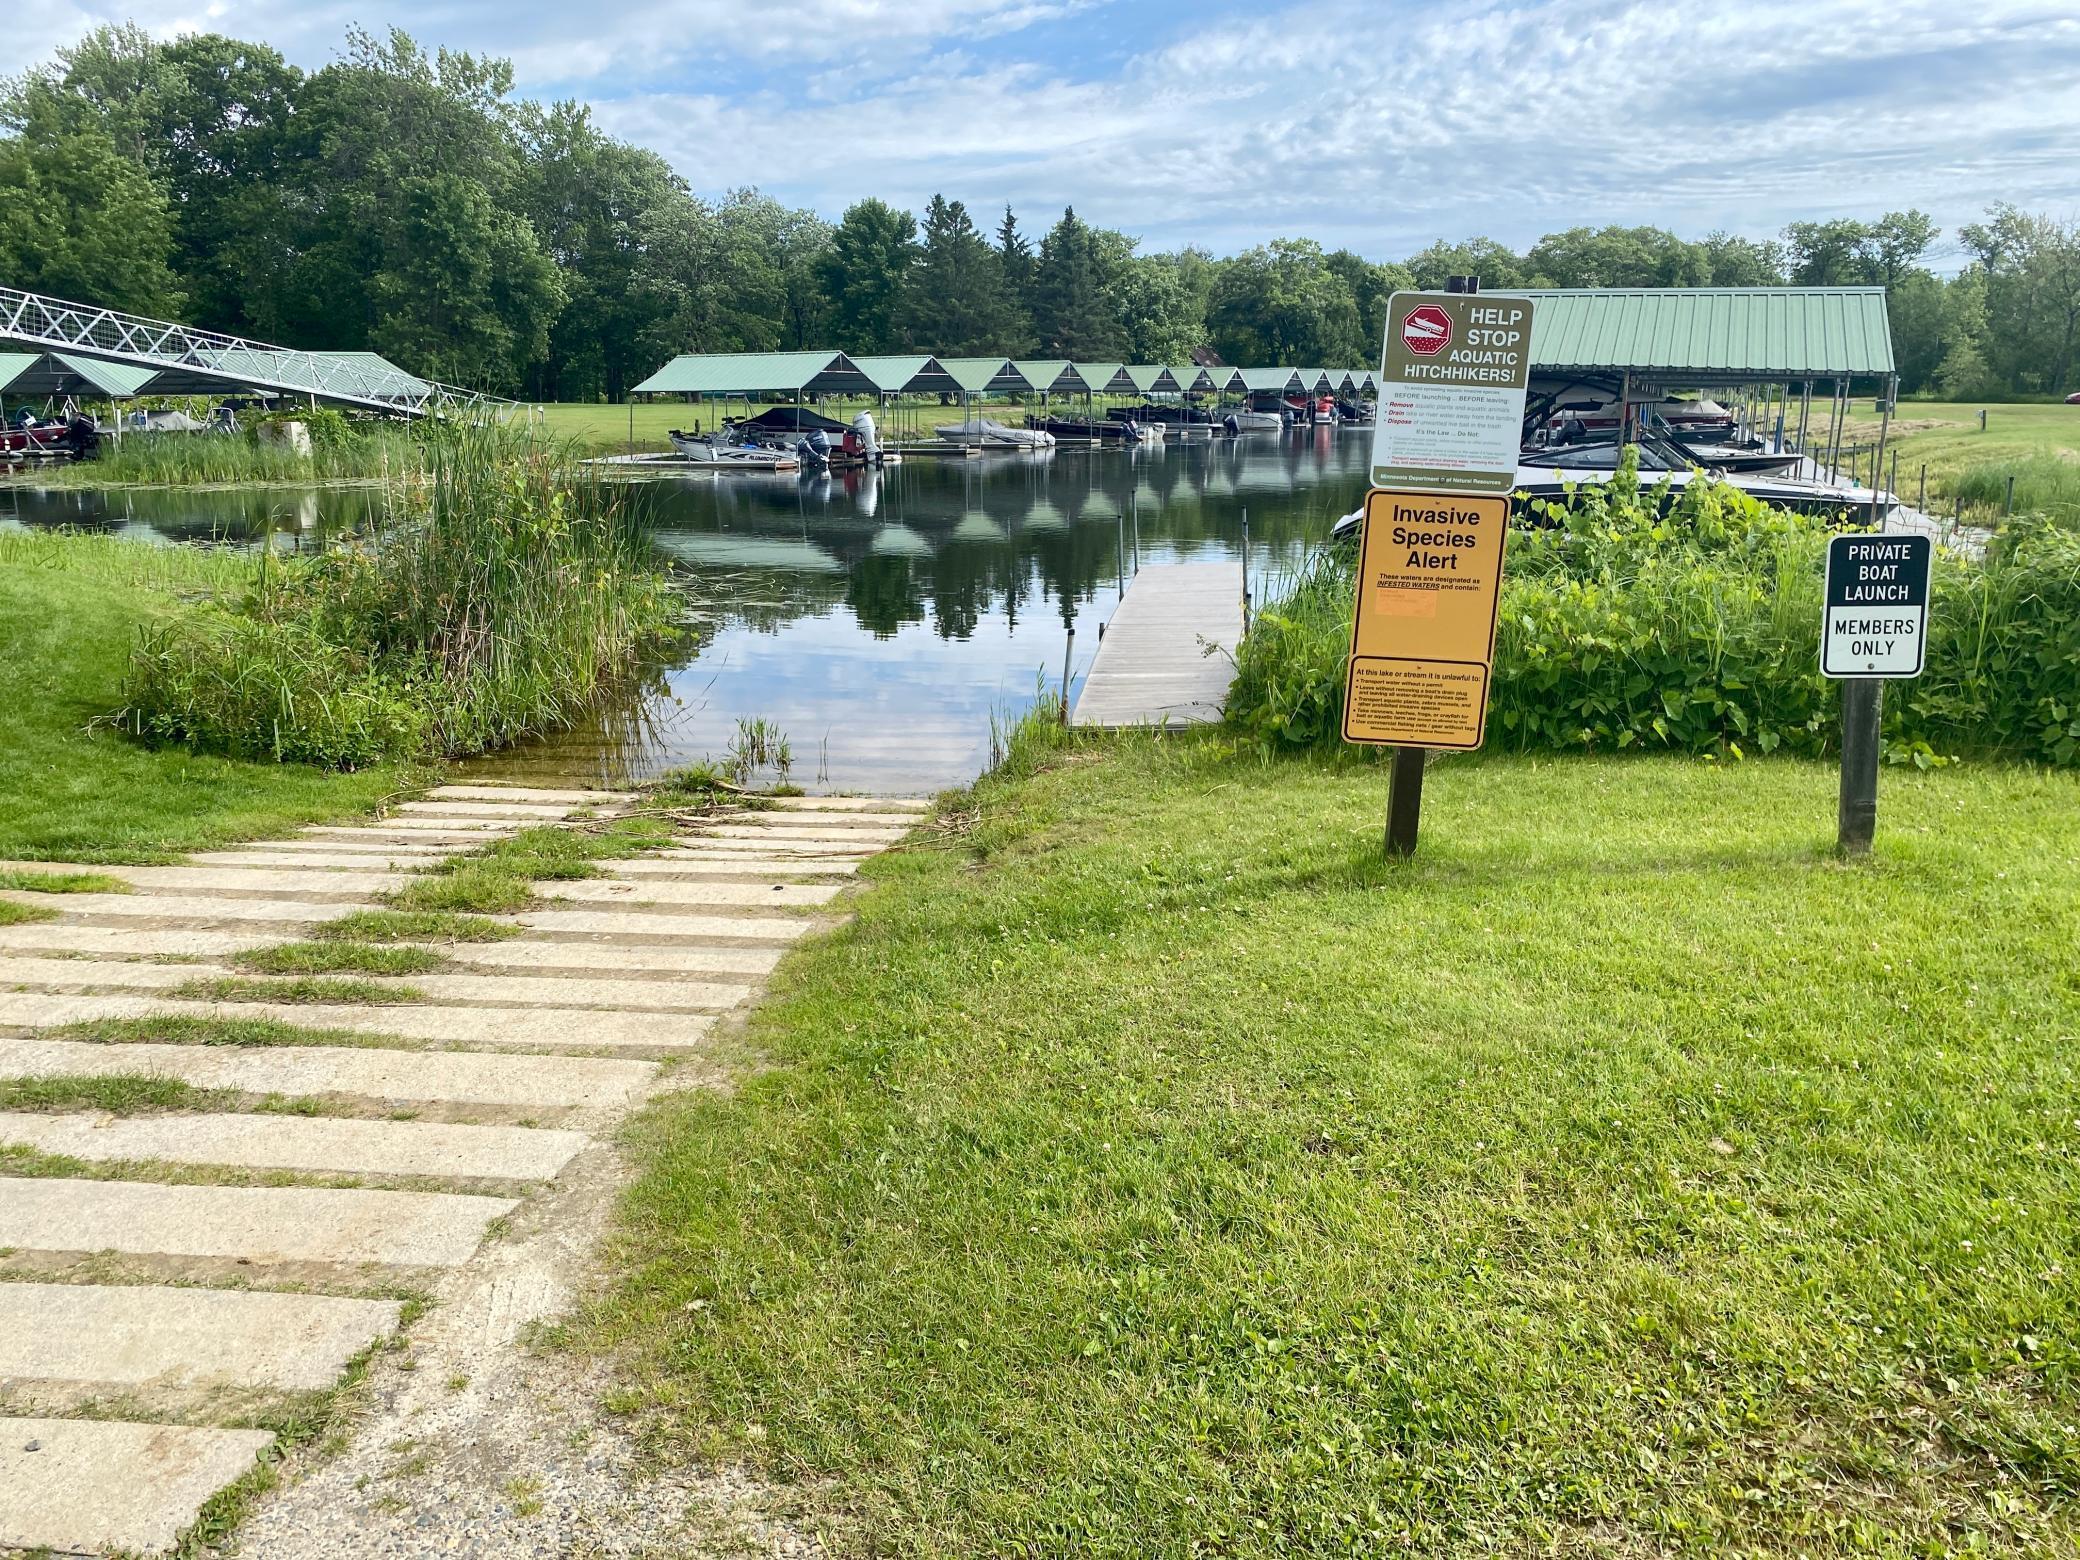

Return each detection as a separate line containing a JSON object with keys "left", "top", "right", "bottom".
{"left": 1529, "top": 376, "right": 1735, "bottom": 439}
{"left": 1030, "top": 415, "right": 1150, "bottom": 442}
{"left": 790, "top": 411, "right": 900, "bottom": 469}
{"left": 1108, "top": 403, "right": 1222, "bottom": 426}
{"left": 934, "top": 417, "right": 1056, "bottom": 449}
{"left": 1222, "top": 409, "right": 1285, "bottom": 432}
{"left": 1336, "top": 398, "right": 1373, "bottom": 425}
{"left": 667, "top": 429, "right": 801, "bottom": 470}
{"left": 1527, "top": 429, "right": 1801, "bottom": 478}
{"left": 1, "top": 414, "right": 97, "bottom": 460}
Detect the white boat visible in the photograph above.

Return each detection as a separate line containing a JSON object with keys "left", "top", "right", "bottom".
{"left": 668, "top": 430, "right": 801, "bottom": 470}
{"left": 1224, "top": 409, "right": 1284, "bottom": 432}
{"left": 934, "top": 418, "right": 1056, "bottom": 450}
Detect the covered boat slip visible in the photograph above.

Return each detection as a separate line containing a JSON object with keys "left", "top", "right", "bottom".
{"left": 629, "top": 351, "right": 1380, "bottom": 452}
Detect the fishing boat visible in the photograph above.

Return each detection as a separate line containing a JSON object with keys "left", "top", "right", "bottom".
{"left": 667, "top": 429, "right": 801, "bottom": 470}
{"left": 934, "top": 417, "right": 1056, "bottom": 450}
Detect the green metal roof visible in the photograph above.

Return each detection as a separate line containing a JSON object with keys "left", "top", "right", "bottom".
{"left": 1168, "top": 365, "right": 1212, "bottom": 393}
{"left": 1073, "top": 363, "right": 1132, "bottom": 394}
{"left": 1519, "top": 286, "right": 1894, "bottom": 380}
{"left": 936, "top": 357, "right": 1027, "bottom": 394}
{"left": 632, "top": 351, "right": 876, "bottom": 396}
{"left": 1012, "top": 360, "right": 1085, "bottom": 394}
{"left": 1197, "top": 366, "right": 1243, "bottom": 393}
{"left": 0, "top": 351, "right": 158, "bottom": 397}
{"left": 1124, "top": 365, "right": 1181, "bottom": 394}
{"left": 851, "top": 355, "right": 957, "bottom": 394}
{"left": 1235, "top": 368, "right": 1301, "bottom": 394}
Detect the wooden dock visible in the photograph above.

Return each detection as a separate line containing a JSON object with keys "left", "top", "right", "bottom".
{"left": 1071, "top": 562, "right": 1246, "bottom": 729}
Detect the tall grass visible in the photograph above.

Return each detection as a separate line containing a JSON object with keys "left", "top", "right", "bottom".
{"left": 121, "top": 426, "right": 682, "bottom": 767}
{"left": 1953, "top": 453, "right": 2080, "bottom": 530}
{"left": 33, "top": 417, "right": 437, "bottom": 488}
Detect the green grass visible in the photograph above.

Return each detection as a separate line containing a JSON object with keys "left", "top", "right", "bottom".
{"left": 0, "top": 1074, "right": 229, "bottom": 1113}
{"left": 313, "top": 910, "right": 518, "bottom": 944}
{"left": 381, "top": 818, "right": 680, "bottom": 915}
{"left": 233, "top": 941, "right": 450, "bottom": 976}
{"left": 574, "top": 734, "right": 2080, "bottom": 1554}
{"left": 1827, "top": 399, "right": 2080, "bottom": 521}
{"left": 53, "top": 1015, "right": 400, "bottom": 1049}
{"left": 0, "top": 868, "right": 131, "bottom": 894}
{"left": 0, "top": 531, "right": 408, "bottom": 862}
{"left": 9, "top": 423, "right": 432, "bottom": 489}
{"left": 169, "top": 975, "right": 423, "bottom": 1006}
{"left": 0, "top": 900, "right": 58, "bottom": 927}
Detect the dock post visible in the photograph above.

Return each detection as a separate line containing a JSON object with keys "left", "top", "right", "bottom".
{"left": 1060, "top": 628, "right": 1074, "bottom": 725}
{"left": 1838, "top": 680, "right": 1883, "bottom": 854}
{"left": 1385, "top": 747, "right": 1425, "bottom": 858}
{"left": 1240, "top": 507, "right": 1250, "bottom": 637}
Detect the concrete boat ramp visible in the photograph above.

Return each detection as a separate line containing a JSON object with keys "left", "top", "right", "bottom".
{"left": 1071, "top": 561, "right": 1247, "bottom": 729}
{"left": 0, "top": 785, "right": 926, "bottom": 1556}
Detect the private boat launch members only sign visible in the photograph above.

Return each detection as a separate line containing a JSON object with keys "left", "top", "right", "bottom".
{"left": 1371, "top": 291, "right": 1535, "bottom": 495}
{"left": 1341, "top": 489, "right": 1510, "bottom": 749}
{"left": 1822, "top": 533, "right": 1931, "bottom": 678}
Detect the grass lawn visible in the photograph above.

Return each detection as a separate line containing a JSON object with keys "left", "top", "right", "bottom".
{"left": 0, "top": 531, "right": 408, "bottom": 862}
{"left": 1828, "top": 399, "right": 2079, "bottom": 520}
{"left": 577, "top": 733, "right": 2080, "bottom": 1554}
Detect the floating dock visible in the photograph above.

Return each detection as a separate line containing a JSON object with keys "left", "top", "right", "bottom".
{"left": 1071, "top": 562, "right": 1246, "bottom": 729}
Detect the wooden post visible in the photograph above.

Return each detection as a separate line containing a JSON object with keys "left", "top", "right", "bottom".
{"left": 1838, "top": 679, "right": 1883, "bottom": 854}
{"left": 1385, "top": 746, "right": 1425, "bottom": 858}
{"left": 1060, "top": 627, "right": 1075, "bottom": 725}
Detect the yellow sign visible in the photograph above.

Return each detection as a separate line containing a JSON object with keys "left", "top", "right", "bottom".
{"left": 1342, "top": 488, "right": 1509, "bottom": 749}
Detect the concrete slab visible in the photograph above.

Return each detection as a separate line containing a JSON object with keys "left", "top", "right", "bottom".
{"left": 200, "top": 837, "right": 453, "bottom": 858}
{"left": 0, "top": 1111, "right": 589, "bottom": 1180}
{"left": 0, "top": 1037, "right": 656, "bottom": 1109}
{"left": 0, "top": 891, "right": 354, "bottom": 926}
{"left": 0, "top": 1177, "right": 517, "bottom": 1267}
{"left": 0, "top": 956, "right": 748, "bottom": 1014}
{"left": 614, "top": 856, "right": 860, "bottom": 878}
{"left": 117, "top": 866, "right": 406, "bottom": 897}
{"left": 0, "top": 1416, "right": 275, "bottom": 1556}
{"left": 655, "top": 836, "right": 873, "bottom": 858}
{"left": 0, "top": 1283, "right": 402, "bottom": 1392}
{"left": 517, "top": 908, "right": 816, "bottom": 943}
{"left": 394, "top": 800, "right": 575, "bottom": 820}
{"left": 0, "top": 990, "right": 714, "bottom": 1050}
{"left": 0, "top": 926, "right": 269, "bottom": 960}
{"left": 186, "top": 849, "right": 447, "bottom": 870}
{"left": 457, "top": 941, "right": 783, "bottom": 978}
{"left": 769, "top": 796, "right": 930, "bottom": 812}
{"left": 697, "top": 824, "right": 909, "bottom": 844}
{"left": 718, "top": 810, "right": 920, "bottom": 829}
{"left": 302, "top": 821, "right": 516, "bottom": 839}
{"left": 430, "top": 785, "right": 634, "bottom": 806}
{"left": 539, "top": 878, "right": 843, "bottom": 909}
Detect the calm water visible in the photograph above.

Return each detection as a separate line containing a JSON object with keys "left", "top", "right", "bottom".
{"left": 3, "top": 428, "right": 1369, "bottom": 791}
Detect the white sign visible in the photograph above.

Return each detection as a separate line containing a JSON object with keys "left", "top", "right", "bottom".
{"left": 1370, "top": 291, "right": 1535, "bottom": 496}
{"left": 1822, "top": 533, "right": 1931, "bottom": 679}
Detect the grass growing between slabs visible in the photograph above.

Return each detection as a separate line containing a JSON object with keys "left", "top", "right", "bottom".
{"left": 168, "top": 975, "right": 425, "bottom": 1006}
{"left": 233, "top": 941, "right": 450, "bottom": 977}
{"left": 380, "top": 817, "right": 682, "bottom": 916}
{"left": 0, "top": 531, "right": 407, "bottom": 862}
{"left": 576, "top": 732, "right": 2080, "bottom": 1554}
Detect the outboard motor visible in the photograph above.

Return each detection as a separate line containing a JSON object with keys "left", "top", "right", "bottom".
{"left": 1223, "top": 413, "right": 1240, "bottom": 436}
{"left": 807, "top": 428, "right": 833, "bottom": 463}
{"left": 851, "top": 410, "right": 881, "bottom": 464}
{"left": 62, "top": 415, "right": 100, "bottom": 459}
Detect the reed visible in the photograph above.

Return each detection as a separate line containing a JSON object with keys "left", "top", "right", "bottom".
{"left": 119, "top": 424, "right": 683, "bottom": 767}
{"left": 27, "top": 420, "right": 435, "bottom": 488}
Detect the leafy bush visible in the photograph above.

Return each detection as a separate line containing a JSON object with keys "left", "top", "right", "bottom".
{"left": 1227, "top": 456, "right": 2080, "bottom": 766}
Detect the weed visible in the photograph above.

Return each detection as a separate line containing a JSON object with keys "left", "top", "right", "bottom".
{"left": 315, "top": 910, "right": 518, "bottom": 944}
{"left": 169, "top": 975, "right": 424, "bottom": 1005}
{"left": 0, "top": 869, "right": 131, "bottom": 894}
{"left": 234, "top": 941, "right": 449, "bottom": 976}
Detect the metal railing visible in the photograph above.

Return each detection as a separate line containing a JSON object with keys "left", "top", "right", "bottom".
{"left": 0, "top": 286, "right": 510, "bottom": 418}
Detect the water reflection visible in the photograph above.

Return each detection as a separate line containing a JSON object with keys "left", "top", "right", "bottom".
{"left": 5, "top": 428, "right": 1370, "bottom": 790}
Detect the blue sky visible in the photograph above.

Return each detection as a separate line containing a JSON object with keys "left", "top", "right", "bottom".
{"left": 26, "top": 0, "right": 2080, "bottom": 264}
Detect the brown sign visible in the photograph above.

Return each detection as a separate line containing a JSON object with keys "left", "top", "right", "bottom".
{"left": 1371, "top": 290, "right": 1535, "bottom": 495}
{"left": 1342, "top": 488, "right": 1510, "bottom": 749}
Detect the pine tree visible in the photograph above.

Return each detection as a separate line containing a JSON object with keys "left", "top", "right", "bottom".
{"left": 1030, "top": 206, "right": 1125, "bottom": 358}
{"left": 902, "top": 193, "right": 1016, "bottom": 354}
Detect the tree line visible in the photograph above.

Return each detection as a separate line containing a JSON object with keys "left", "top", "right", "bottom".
{"left": 5, "top": 24, "right": 2078, "bottom": 401}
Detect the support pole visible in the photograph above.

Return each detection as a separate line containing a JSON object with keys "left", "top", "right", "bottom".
{"left": 1060, "top": 627, "right": 1075, "bottom": 725}
{"left": 1838, "top": 679, "right": 1884, "bottom": 854}
{"left": 1385, "top": 746, "right": 1426, "bottom": 858}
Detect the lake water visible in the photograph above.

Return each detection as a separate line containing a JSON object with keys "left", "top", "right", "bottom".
{"left": 3, "top": 427, "right": 1369, "bottom": 791}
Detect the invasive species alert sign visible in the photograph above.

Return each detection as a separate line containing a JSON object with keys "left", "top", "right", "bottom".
{"left": 1371, "top": 290, "right": 1535, "bottom": 495}
{"left": 1822, "top": 534, "right": 1930, "bottom": 679}
{"left": 1341, "top": 489, "right": 1510, "bottom": 749}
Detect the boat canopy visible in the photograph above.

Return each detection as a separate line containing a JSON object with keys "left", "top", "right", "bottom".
{"left": 633, "top": 351, "right": 879, "bottom": 397}
{"left": 937, "top": 357, "right": 1028, "bottom": 395}
{"left": 1124, "top": 365, "right": 1182, "bottom": 395}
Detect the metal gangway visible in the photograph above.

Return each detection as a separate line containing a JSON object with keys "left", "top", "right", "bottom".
{"left": 0, "top": 286, "right": 509, "bottom": 418}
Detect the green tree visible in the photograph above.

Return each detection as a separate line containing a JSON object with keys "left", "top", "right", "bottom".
{"left": 1933, "top": 270, "right": 1994, "bottom": 398}
{"left": 1031, "top": 207, "right": 1126, "bottom": 358}
{"left": 1403, "top": 236, "right": 1523, "bottom": 290}
{"left": 1111, "top": 254, "right": 1203, "bottom": 362}
{"left": 1324, "top": 249, "right": 1411, "bottom": 359}
{"left": 902, "top": 194, "right": 1017, "bottom": 354}
{"left": 996, "top": 205, "right": 1036, "bottom": 351}
{"left": 1526, "top": 225, "right": 1710, "bottom": 288}
{"left": 821, "top": 198, "right": 918, "bottom": 352}
{"left": 0, "top": 126, "right": 182, "bottom": 313}
{"left": 1207, "top": 239, "right": 1364, "bottom": 365}
{"left": 1700, "top": 231, "right": 1786, "bottom": 286}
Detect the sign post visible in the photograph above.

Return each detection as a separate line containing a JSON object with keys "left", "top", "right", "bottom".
{"left": 1350, "top": 280, "right": 1534, "bottom": 856}
{"left": 1821, "top": 533, "right": 1931, "bottom": 854}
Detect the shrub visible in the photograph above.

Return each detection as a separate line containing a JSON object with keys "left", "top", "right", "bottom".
{"left": 1227, "top": 458, "right": 2080, "bottom": 767}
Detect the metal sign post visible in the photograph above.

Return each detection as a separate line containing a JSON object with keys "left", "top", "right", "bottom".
{"left": 1821, "top": 533, "right": 1931, "bottom": 854}
{"left": 1351, "top": 279, "right": 1534, "bottom": 857}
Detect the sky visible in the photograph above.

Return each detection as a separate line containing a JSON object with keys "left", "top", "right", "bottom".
{"left": 21, "top": 0, "right": 2080, "bottom": 265}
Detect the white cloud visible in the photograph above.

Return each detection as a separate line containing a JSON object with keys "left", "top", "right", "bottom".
{"left": 16, "top": 0, "right": 2080, "bottom": 257}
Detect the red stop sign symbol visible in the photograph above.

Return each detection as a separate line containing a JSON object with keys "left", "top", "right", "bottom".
{"left": 1402, "top": 303, "right": 1453, "bottom": 357}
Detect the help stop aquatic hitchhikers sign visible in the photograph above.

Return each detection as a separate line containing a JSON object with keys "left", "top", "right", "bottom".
{"left": 1372, "top": 290, "right": 1535, "bottom": 495}
{"left": 1822, "top": 533, "right": 1931, "bottom": 679}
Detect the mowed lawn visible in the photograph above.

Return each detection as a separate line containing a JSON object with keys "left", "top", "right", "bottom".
{"left": 580, "top": 735, "right": 2080, "bottom": 1554}
{"left": 1833, "top": 399, "right": 2079, "bottom": 502}
{"left": 0, "top": 531, "right": 405, "bottom": 861}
